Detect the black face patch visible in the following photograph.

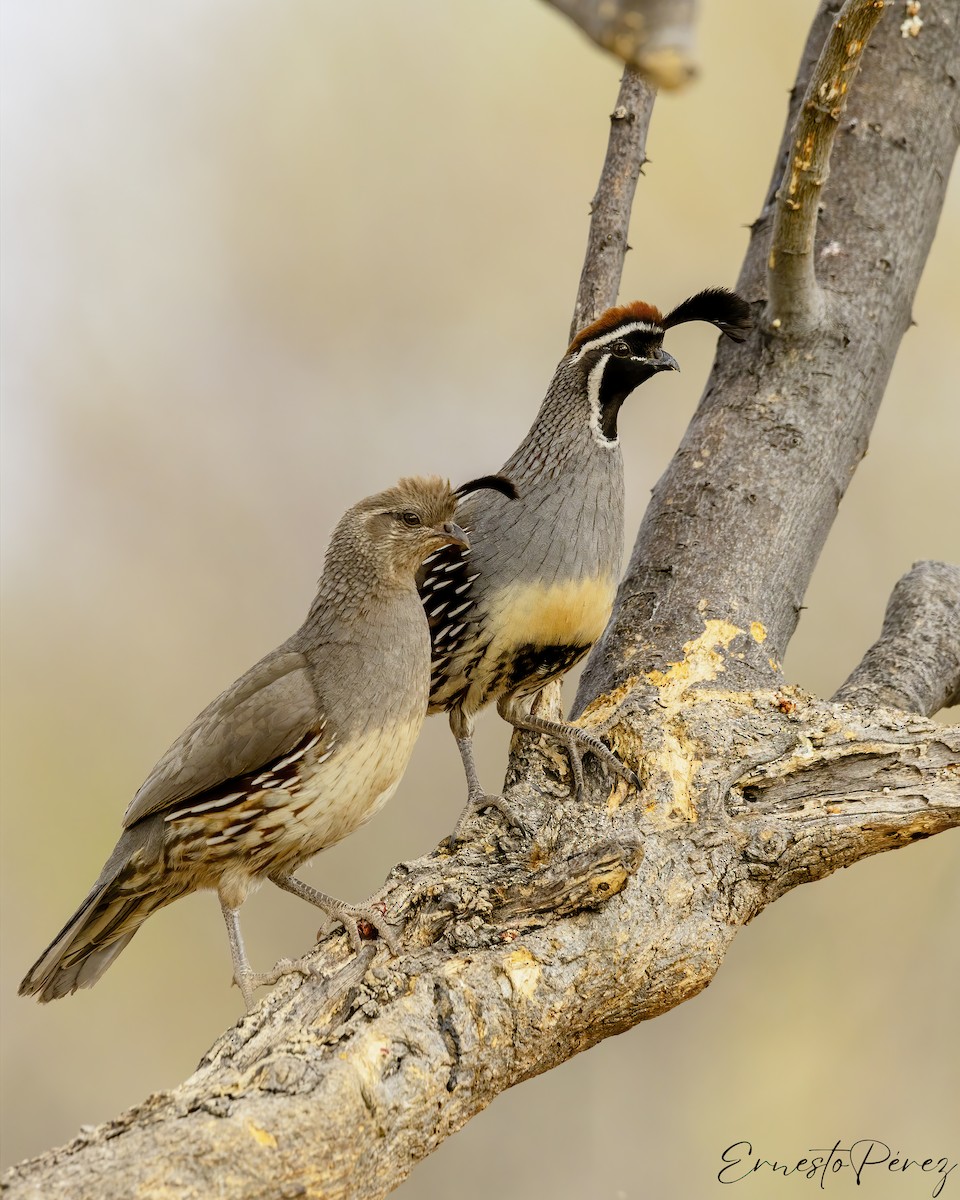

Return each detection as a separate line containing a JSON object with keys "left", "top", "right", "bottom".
{"left": 598, "top": 355, "right": 664, "bottom": 439}
{"left": 591, "top": 330, "right": 672, "bottom": 440}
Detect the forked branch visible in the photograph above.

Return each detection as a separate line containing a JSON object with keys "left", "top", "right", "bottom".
{"left": 578, "top": 0, "right": 958, "bottom": 703}
{"left": 5, "top": 678, "right": 957, "bottom": 1199}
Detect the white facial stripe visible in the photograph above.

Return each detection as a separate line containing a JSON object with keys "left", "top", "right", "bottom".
{"left": 586, "top": 357, "right": 616, "bottom": 447}
{"left": 570, "top": 320, "right": 663, "bottom": 363}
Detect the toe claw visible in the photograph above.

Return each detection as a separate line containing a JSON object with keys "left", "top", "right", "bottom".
{"left": 342, "top": 919, "right": 364, "bottom": 955}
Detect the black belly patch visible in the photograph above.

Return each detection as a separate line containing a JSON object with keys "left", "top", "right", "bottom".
{"left": 497, "top": 643, "right": 589, "bottom": 698}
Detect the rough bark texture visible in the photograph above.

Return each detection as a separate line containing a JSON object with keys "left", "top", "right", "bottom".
{"left": 5, "top": 3, "right": 959, "bottom": 1198}
{"left": 834, "top": 560, "right": 960, "bottom": 715}
{"left": 542, "top": 0, "right": 698, "bottom": 89}
{"left": 569, "top": 65, "right": 656, "bottom": 339}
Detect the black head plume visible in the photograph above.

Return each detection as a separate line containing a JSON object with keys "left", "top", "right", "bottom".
{"left": 662, "top": 288, "right": 752, "bottom": 342}
{"left": 454, "top": 474, "right": 519, "bottom": 502}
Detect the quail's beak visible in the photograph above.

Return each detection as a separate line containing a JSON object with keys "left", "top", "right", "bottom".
{"left": 651, "top": 348, "right": 680, "bottom": 373}
{"left": 435, "top": 521, "right": 470, "bottom": 551}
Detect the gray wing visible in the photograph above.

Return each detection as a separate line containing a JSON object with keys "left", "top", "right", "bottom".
{"left": 122, "top": 648, "right": 321, "bottom": 828}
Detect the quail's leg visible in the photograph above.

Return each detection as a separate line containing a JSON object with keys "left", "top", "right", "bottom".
{"left": 219, "top": 898, "right": 312, "bottom": 1011}
{"left": 450, "top": 708, "right": 529, "bottom": 837}
{"left": 268, "top": 871, "right": 400, "bottom": 955}
{"left": 454, "top": 731, "right": 487, "bottom": 807}
{"left": 498, "top": 694, "right": 640, "bottom": 799}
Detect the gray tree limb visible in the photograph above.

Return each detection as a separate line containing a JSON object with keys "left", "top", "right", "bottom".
{"left": 5, "top": 2, "right": 959, "bottom": 1197}
{"left": 834, "top": 560, "right": 960, "bottom": 715}
{"left": 569, "top": 65, "right": 656, "bottom": 339}
{"left": 767, "top": 0, "right": 886, "bottom": 333}
{"left": 6, "top": 698, "right": 957, "bottom": 1200}
{"left": 577, "top": 0, "right": 960, "bottom": 706}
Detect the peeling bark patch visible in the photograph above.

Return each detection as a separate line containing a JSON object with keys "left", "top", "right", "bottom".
{"left": 645, "top": 619, "right": 741, "bottom": 697}
{"left": 497, "top": 948, "right": 541, "bottom": 1001}
{"left": 644, "top": 620, "right": 742, "bottom": 819}
{"left": 659, "top": 739, "right": 702, "bottom": 822}
{"left": 732, "top": 733, "right": 959, "bottom": 815}
{"left": 578, "top": 674, "right": 642, "bottom": 727}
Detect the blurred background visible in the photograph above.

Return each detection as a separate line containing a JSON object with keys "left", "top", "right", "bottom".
{"left": 2, "top": 1, "right": 957, "bottom": 1194}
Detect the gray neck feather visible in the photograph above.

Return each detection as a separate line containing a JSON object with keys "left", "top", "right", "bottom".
{"left": 295, "top": 536, "right": 429, "bottom": 733}
{"left": 458, "top": 358, "right": 626, "bottom": 586}
{"left": 289, "top": 513, "right": 432, "bottom": 720}
{"left": 503, "top": 361, "right": 613, "bottom": 483}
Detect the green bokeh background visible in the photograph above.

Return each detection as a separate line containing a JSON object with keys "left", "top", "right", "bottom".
{"left": 2, "top": 2, "right": 957, "bottom": 1195}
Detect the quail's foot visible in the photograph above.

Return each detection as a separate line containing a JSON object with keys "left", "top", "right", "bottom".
{"left": 449, "top": 732, "right": 532, "bottom": 839}
{"left": 451, "top": 792, "right": 532, "bottom": 842}
{"left": 560, "top": 726, "right": 641, "bottom": 799}
{"left": 322, "top": 899, "right": 401, "bottom": 956}
{"left": 233, "top": 956, "right": 317, "bottom": 1010}
{"left": 268, "top": 870, "right": 401, "bottom": 955}
{"left": 498, "top": 696, "right": 640, "bottom": 801}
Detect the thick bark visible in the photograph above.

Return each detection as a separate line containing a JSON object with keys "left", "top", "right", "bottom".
{"left": 5, "top": 3, "right": 959, "bottom": 1198}
{"left": 5, "top": 697, "right": 957, "bottom": 1200}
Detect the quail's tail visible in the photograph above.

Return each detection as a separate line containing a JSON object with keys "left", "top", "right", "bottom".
{"left": 19, "top": 819, "right": 173, "bottom": 1002}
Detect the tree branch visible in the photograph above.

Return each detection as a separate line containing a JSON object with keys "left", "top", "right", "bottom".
{"left": 6, "top": 685, "right": 957, "bottom": 1199}
{"left": 6, "top": 2, "right": 959, "bottom": 1196}
{"left": 578, "top": 0, "right": 960, "bottom": 707}
{"left": 834, "top": 560, "right": 960, "bottom": 716}
{"left": 727, "top": 708, "right": 960, "bottom": 910}
{"left": 767, "top": 0, "right": 887, "bottom": 333}
{"left": 542, "top": 0, "right": 698, "bottom": 89}
{"left": 569, "top": 66, "right": 656, "bottom": 338}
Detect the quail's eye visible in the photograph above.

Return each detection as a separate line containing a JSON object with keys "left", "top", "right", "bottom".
{"left": 399, "top": 511, "right": 422, "bottom": 527}
{"left": 612, "top": 341, "right": 632, "bottom": 357}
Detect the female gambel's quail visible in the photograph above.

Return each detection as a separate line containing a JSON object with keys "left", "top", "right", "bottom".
{"left": 421, "top": 288, "right": 752, "bottom": 818}
{"left": 20, "top": 474, "right": 514, "bottom": 1009}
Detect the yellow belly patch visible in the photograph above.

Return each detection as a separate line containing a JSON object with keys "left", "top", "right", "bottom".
{"left": 487, "top": 575, "right": 616, "bottom": 650}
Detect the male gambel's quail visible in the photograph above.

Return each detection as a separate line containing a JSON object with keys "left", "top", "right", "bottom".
{"left": 421, "top": 289, "right": 751, "bottom": 814}
{"left": 21, "top": 474, "right": 512, "bottom": 1009}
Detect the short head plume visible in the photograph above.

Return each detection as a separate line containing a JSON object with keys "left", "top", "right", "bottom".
{"left": 356, "top": 475, "right": 458, "bottom": 526}
{"left": 662, "top": 288, "right": 752, "bottom": 342}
